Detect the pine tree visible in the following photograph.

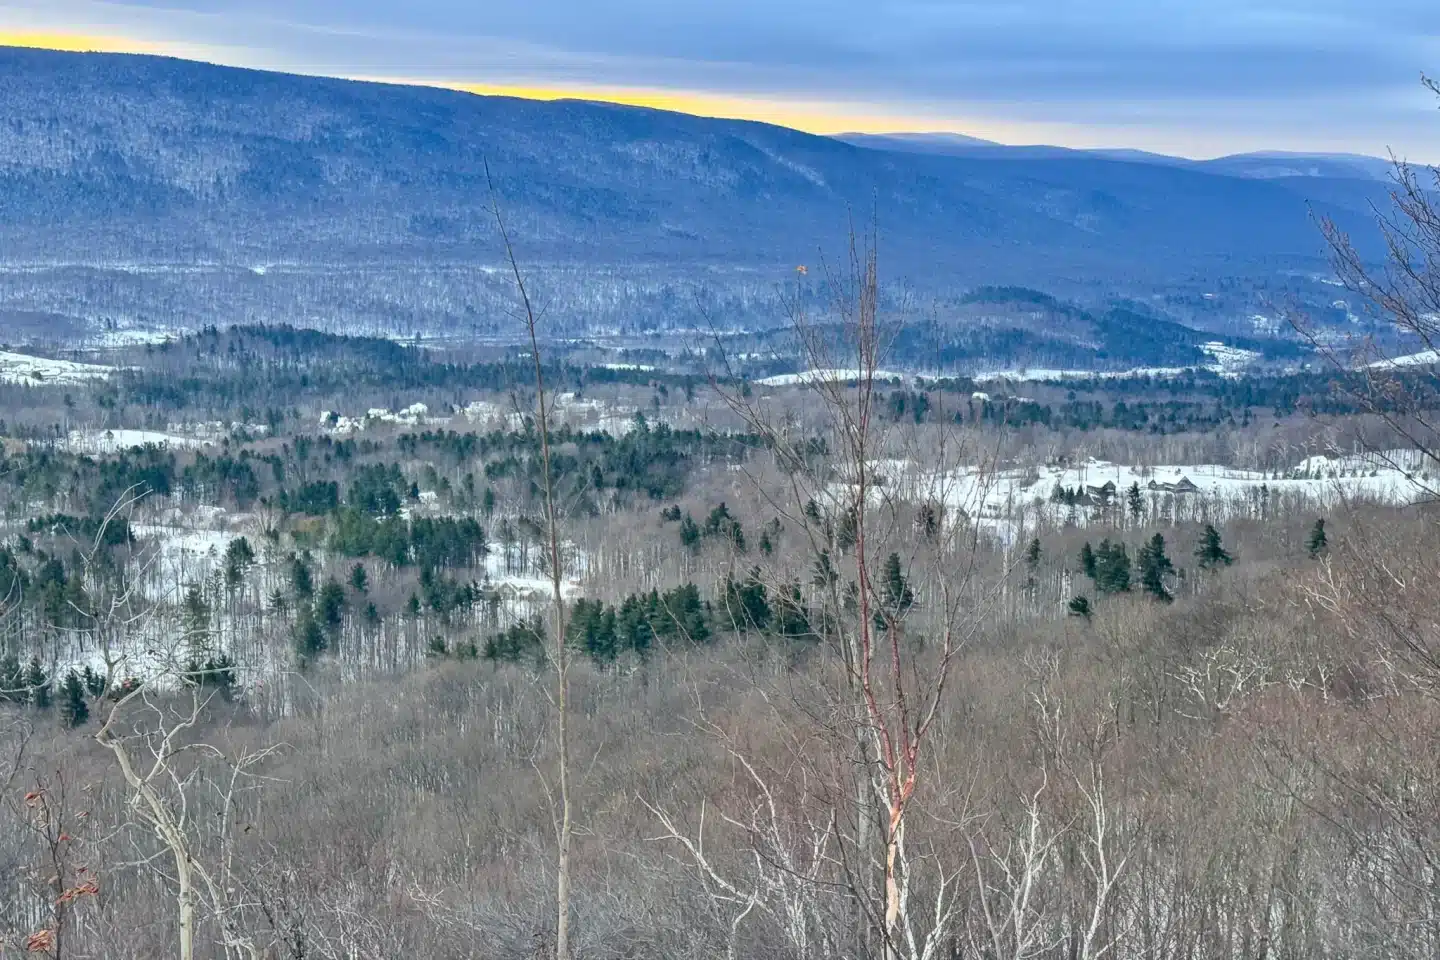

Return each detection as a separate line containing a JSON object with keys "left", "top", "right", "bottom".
{"left": 294, "top": 609, "right": 326, "bottom": 661}
{"left": 26, "top": 657, "right": 50, "bottom": 710}
{"left": 1307, "top": 518, "right": 1328, "bottom": 559}
{"left": 882, "top": 552, "right": 915, "bottom": 619}
{"left": 1080, "top": 542, "right": 1097, "bottom": 580}
{"left": 349, "top": 562, "right": 369, "bottom": 594}
{"left": 223, "top": 536, "right": 256, "bottom": 590}
{"left": 317, "top": 580, "right": 347, "bottom": 633}
{"left": 1094, "top": 540, "right": 1131, "bottom": 594}
{"left": 82, "top": 665, "right": 107, "bottom": 699}
{"left": 1024, "top": 538, "right": 1042, "bottom": 596}
{"left": 1138, "top": 533, "right": 1175, "bottom": 602}
{"left": 1195, "top": 524, "right": 1233, "bottom": 569}
{"left": 678, "top": 514, "right": 700, "bottom": 549}
{"left": 1068, "top": 595, "right": 1092, "bottom": 619}
{"left": 289, "top": 553, "right": 314, "bottom": 600}
{"left": 0, "top": 654, "right": 28, "bottom": 704}
{"left": 59, "top": 671, "right": 88, "bottom": 728}
{"left": 1127, "top": 482, "right": 1144, "bottom": 521}
{"left": 182, "top": 581, "right": 211, "bottom": 666}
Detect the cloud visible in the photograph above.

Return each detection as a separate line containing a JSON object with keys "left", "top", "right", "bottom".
{"left": 1, "top": 0, "right": 1437, "bottom": 159}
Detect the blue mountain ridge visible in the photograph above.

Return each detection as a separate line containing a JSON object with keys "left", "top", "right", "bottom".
{"left": 0, "top": 45, "right": 1390, "bottom": 286}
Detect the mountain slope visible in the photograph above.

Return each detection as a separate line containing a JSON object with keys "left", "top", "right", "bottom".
{"left": 0, "top": 46, "right": 1387, "bottom": 281}
{"left": 836, "top": 132, "right": 1405, "bottom": 184}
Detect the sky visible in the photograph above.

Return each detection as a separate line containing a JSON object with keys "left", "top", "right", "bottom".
{"left": 0, "top": 0, "right": 1437, "bottom": 160}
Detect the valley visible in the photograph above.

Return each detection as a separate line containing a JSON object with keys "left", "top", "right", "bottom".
{"left": 0, "top": 40, "right": 1438, "bottom": 960}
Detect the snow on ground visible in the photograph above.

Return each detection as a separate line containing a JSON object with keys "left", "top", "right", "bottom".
{"left": 1200, "top": 341, "right": 1261, "bottom": 374}
{"left": 1369, "top": 349, "right": 1440, "bottom": 369}
{"left": 0, "top": 350, "right": 113, "bottom": 385}
{"left": 85, "top": 328, "right": 180, "bottom": 347}
{"left": 461, "top": 399, "right": 526, "bottom": 431}
{"left": 973, "top": 366, "right": 1190, "bottom": 383}
{"left": 757, "top": 369, "right": 909, "bottom": 387}
{"left": 133, "top": 522, "right": 240, "bottom": 592}
{"left": 866, "top": 450, "right": 1435, "bottom": 543}
{"left": 973, "top": 342, "right": 1258, "bottom": 384}
{"left": 64, "top": 429, "right": 214, "bottom": 454}
{"left": 321, "top": 402, "right": 440, "bottom": 435}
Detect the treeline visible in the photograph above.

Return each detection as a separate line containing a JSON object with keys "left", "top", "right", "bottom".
{"left": 107, "top": 325, "right": 711, "bottom": 412}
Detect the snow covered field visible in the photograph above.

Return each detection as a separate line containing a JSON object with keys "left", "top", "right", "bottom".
{"left": 1370, "top": 348, "right": 1440, "bottom": 369}
{"left": 974, "top": 342, "right": 1260, "bottom": 383}
{"left": 757, "top": 368, "right": 909, "bottom": 387}
{"left": 64, "top": 429, "right": 214, "bottom": 454}
{"left": 0, "top": 350, "right": 113, "bottom": 385}
{"left": 871, "top": 449, "right": 1435, "bottom": 542}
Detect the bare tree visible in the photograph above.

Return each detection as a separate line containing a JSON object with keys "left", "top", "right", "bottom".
{"left": 488, "top": 163, "right": 575, "bottom": 960}
{"left": 687, "top": 223, "right": 1009, "bottom": 958}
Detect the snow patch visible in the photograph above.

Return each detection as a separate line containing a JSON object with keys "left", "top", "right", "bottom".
{"left": 0, "top": 351, "right": 113, "bottom": 385}
{"left": 64, "top": 429, "right": 213, "bottom": 454}
{"left": 757, "top": 369, "right": 909, "bottom": 387}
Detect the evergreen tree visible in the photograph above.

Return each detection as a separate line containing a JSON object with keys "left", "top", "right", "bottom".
{"left": 0, "top": 654, "right": 28, "bottom": 704}
{"left": 836, "top": 507, "right": 859, "bottom": 551}
{"left": 1094, "top": 540, "right": 1131, "bottom": 594}
{"left": 59, "top": 671, "right": 88, "bottom": 728}
{"left": 882, "top": 552, "right": 915, "bottom": 616}
{"left": 1080, "top": 542, "right": 1097, "bottom": 580}
{"left": 772, "top": 582, "right": 814, "bottom": 640}
{"left": 294, "top": 609, "right": 326, "bottom": 661}
{"left": 316, "top": 580, "right": 347, "bottom": 633}
{"left": 1068, "top": 595, "right": 1092, "bottom": 619}
{"left": 1127, "top": 482, "right": 1144, "bottom": 521}
{"left": 678, "top": 514, "right": 700, "bottom": 549}
{"left": 1307, "top": 518, "right": 1328, "bottom": 559}
{"left": 26, "top": 657, "right": 50, "bottom": 709}
{"left": 82, "top": 665, "right": 107, "bottom": 699}
{"left": 289, "top": 553, "right": 314, "bottom": 600}
{"left": 1137, "top": 533, "right": 1175, "bottom": 602}
{"left": 223, "top": 536, "right": 256, "bottom": 590}
{"left": 349, "top": 562, "right": 369, "bottom": 594}
{"left": 658, "top": 583, "right": 710, "bottom": 644}
{"left": 182, "top": 581, "right": 211, "bottom": 665}
{"left": 617, "top": 594, "right": 654, "bottom": 657}
{"left": 1023, "top": 537, "right": 1042, "bottom": 596}
{"left": 1195, "top": 524, "right": 1233, "bottom": 569}
{"left": 721, "top": 569, "right": 770, "bottom": 631}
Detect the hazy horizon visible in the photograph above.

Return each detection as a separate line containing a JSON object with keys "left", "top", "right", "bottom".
{"left": 0, "top": 0, "right": 1435, "bottom": 163}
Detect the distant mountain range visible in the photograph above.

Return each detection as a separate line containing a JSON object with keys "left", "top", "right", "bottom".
{"left": 0, "top": 46, "right": 1403, "bottom": 348}
{"left": 834, "top": 133, "right": 1404, "bottom": 183}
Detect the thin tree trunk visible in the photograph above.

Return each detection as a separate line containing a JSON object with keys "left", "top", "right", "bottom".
{"left": 490, "top": 166, "right": 573, "bottom": 960}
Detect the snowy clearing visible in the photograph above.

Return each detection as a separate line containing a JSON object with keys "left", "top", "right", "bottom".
{"left": 1369, "top": 349, "right": 1440, "bottom": 369}
{"left": 64, "top": 429, "right": 214, "bottom": 455}
{"left": 757, "top": 368, "right": 909, "bottom": 387}
{"left": 0, "top": 350, "right": 113, "bottom": 384}
{"left": 974, "top": 342, "right": 1259, "bottom": 383}
{"left": 863, "top": 449, "right": 1436, "bottom": 543}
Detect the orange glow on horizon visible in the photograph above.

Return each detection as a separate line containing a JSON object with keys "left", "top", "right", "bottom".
{"left": 0, "top": 32, "right": 161, "bottom": 54}
{"left": 431, "top": 80, "right": 980, "bottom": 136}
{"left": 0, "top": 32, "right": 1009, "bottom": 140}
